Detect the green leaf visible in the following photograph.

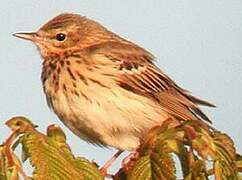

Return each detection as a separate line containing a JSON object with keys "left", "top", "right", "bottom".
{"left": 127, "top": 155, "right": 151, "bottom": 180}
{"left": 3, "top": 116, "right": 242, "bottom": 179}
{"left": 75, "top": 158, "right": 104, "bottom": 180}
{"left": 169, "top": 141, "right": 190, "bottom": 177}
{"left": 0, "top": 145, "right": 20, "bottom": 180}
{"left": 184, "top": 159, "right": 208, "bottom": 180}
{"left": 128, "top": 125, "right": 176, "bottom": 180}
{"left": 212, "top": 132, "right": 238, "bottom": 179}
{"left": 21, "top": 131, "right": 85, "bottom": 179}
{"left": 236, "top": 154, "right": 242, "bottom": 172}
{"left": 5, "top": 117, "right": 104, "bottom": 180}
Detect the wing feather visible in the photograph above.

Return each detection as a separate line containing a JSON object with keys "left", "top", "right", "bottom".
{"left": 90, "top": 42, "right": 215, "bottom": 123}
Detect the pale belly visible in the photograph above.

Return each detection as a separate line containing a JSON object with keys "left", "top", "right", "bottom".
{"left": 48, "top": 85, "right": 169, "bottom": 150}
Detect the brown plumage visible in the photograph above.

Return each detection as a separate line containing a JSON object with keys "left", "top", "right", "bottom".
{"left": 13, "top": 13, "right": 215, "bottom": 151}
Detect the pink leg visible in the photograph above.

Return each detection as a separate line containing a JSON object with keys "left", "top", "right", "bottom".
{"left": 121, "top": 151, "right": 140, "bottom": 172}
{"left": 100, "top": 150, "right": 123, "bottom": 176}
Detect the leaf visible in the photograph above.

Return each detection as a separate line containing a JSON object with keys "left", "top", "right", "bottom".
{"left": 128, "top": 155, "right": 151, "bottom": 180}
{"left": 169, "top": 141, "right": 190, "bottom": 177}
{"left": 3, "top": 116, "right": 242, "bottom": 179}
{"left": 128, "top": 125, "right": 176, "bottom": 180}
{"left": 0, "top": 120, "right": 29, "bottom": 180}
{"left": 182, "top": 121, "right": 213, "bottom": 160}
{"left": 181, "top": 121, "right": 239, "bottom": 179}
{"left": 184, "top": 159, "right": 208, "bottom": 180}
{"left": 236, "top": 154, "right": 242, "bottom": 172}
{"left": 21, "top": 131, "right": 85, "bottom": 179}
{"left": 74, "top": 158, "right": 104, "bottom": 180}
{"left": 0, "top": 145, "right": 21, "bottom": 180}
{"left": 213, "top": 131, "right": 236, "bottom": 161}
{"left": 6, "top": 117, "right": 103, "bottom": 180}
{"left": 212, "top": 132, "right": 238, "bottom": 179}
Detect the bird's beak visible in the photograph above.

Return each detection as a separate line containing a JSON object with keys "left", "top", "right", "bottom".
{"left": 13, "top": 32, "right": 38, "bottom": 42}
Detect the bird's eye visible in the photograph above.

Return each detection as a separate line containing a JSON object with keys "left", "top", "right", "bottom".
{"left": 16, "top": 121, "right": 21, "bottom": 126}
{"left": 56, "top": 33, "right": 66, "bottom": 41}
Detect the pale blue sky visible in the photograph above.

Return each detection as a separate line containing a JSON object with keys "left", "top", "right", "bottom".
{"left": 0, "top": 0, "right": 241, "bottom": 175}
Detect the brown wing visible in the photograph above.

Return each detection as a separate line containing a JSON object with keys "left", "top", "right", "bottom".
{"left": 90, "top": 42, "right": 215, "bottom": 123}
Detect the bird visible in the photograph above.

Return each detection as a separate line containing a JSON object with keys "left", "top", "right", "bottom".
{"left": 13, "top": 13, "right": 215, "bottom": 172}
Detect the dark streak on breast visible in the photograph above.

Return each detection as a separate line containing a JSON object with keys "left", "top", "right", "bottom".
{"left": 67, "top": 67, "right": 76, "bottom": 80}
{"left": 72, "top": 82, "right": 77, "bottom": 88}
{"left": 63, "top": 84, "right": 67, "bottom": 91}
{"left": 86, "top": 67, "right": 93, "bottom": 71}
{"left": 60, "top": 60, "right": 64, "bottom": 67}
{"left": 57, "top": 67, "right": 61, "bottom": 74}
{"left": 75, "top": 60, "right": 81, "bottom": 64}
{"left": 66, "top": 60, "right": 71, "bottom": 66}
{"left": 89, "top": 78, "right": 109, "bottom": 88}
{"left": 80, "top": 91, "right": 91, "bottom": 103}
{"left": 71, "top": 54, "right": 81, "bottom": 58}
{"left": 76, "top": 71, "right": 88, "bottom": 85}
{"left": 53, "top": 74, "right": 57, "bottom": 81}
{"left": 55, "top": 81, "right": 59, "bottom": 87}
{"left": 49, "top": 63, "right": 56, "bottom": 70}
{"left": 74, "top": 91, "right": 80, "bottom": 97}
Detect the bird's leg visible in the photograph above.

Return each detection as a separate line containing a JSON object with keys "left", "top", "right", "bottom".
{"left": 121, "top": 150, "right": 140, "bottom": 172}
{"left": 100, "top": 150, "right": 123, "bottom": 176}
{"left": 122, "top": 151, "right": 138, "bottom": 165}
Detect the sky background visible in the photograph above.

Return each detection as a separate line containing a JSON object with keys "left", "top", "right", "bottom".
{"left": 0, "top": 0, "right": 241, "bottom": 175}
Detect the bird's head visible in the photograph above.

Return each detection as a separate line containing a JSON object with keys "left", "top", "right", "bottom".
{"left": 13, "top": 13, "right": 115, "bottom": 59}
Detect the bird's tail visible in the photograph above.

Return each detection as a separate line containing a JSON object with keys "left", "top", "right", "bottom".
{"left": 187, "top": 94, "right": 216, "bottom": 107}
